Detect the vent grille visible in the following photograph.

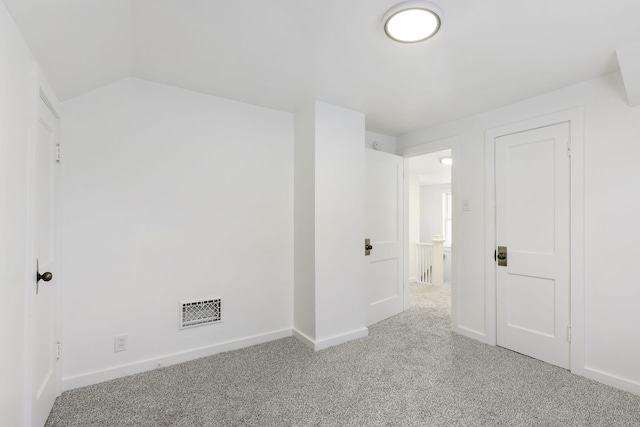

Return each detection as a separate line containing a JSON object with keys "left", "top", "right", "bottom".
{"left": 179, "top": 298, "right": 222, "bottom": 329}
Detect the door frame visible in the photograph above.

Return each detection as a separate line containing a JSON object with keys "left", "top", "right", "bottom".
{"left": 25, "top": 68, "right": 63, "bottom": 425}
{"left": 484, "top": 107, "right": 585, "bottom": 373}
{"left": 400, "top": 136, "right": 460, "bottom": 316}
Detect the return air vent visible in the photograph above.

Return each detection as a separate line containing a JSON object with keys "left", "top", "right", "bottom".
{"left": 179, "top": 298, "right": 222, "bottom": 329}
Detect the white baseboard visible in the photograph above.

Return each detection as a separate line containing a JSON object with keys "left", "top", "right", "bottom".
{"left": 577, "top": 366, "right": 640, "bottom": 396}
{"left": 62, "top": 328, "right": 292, "bottom": 391}
{"left": 453, "top": 324, "right": 488, "bottom": 343}
{"left": 293, "top": 327, "right": 369, "bottom": 351}
{"left": 315, "top": 328, "right": 369, "bottom": 351}
{"left": 292, "top": 329, "right": 315, "bottom": 350}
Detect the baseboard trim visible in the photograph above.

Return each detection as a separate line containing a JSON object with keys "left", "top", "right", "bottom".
{"left": 292, "top": 329, "right": 315, "bottom": 350}
{"left": 453, "top": 324, "right": 488, "bottom": 343}
{"left": 62, "top": 328, "right": 293, "bottom": 391}
{"left": 315, "top": 328, "right": 368, "bottom": 351}
{"left": 314, "top": 328, "right": 369, "bottom": 351}
{"left": 577, "top": 365, "right": 640, "bottom": 396}
{"left": 293, "top": 327, "right": 369, "bottom": 351}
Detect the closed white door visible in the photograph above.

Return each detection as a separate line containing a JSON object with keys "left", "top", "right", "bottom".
{"left": 496, "top": 122, "right": 571, "bottom": 369}
{"left": 365, "top": 149, "right": 404, "bottom": 326}
{"left": 31, "top": 98, "right": 59, "bottom": 426}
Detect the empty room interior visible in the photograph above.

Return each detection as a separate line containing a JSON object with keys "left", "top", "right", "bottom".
{"left": 3, "top": 0, "right": 640, "bottom": 425}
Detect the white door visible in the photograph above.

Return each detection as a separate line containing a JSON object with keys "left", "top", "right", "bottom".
{"left": 31, "top": 98, "right": 60, "bottom": 426}
{"left": 495, "top": 122, "right": 571, "bottom": 369}
{"left": 365, "top": 149, "right": 404, "bottom": 326}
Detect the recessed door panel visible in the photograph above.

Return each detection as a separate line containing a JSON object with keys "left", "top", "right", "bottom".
{"left": 507, "top": 275, "right": 555, "bottom": 338}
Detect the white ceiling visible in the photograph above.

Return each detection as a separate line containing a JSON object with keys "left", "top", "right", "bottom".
{"left": 407, "top": 149, "right": 451, "bottom": 185}
{"left": 5, "top": 0, "right": 640, "bottom": 135}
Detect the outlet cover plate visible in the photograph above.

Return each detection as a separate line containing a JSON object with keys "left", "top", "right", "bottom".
{"left": 114, "top": 335, "right": 128, "bottom": 352}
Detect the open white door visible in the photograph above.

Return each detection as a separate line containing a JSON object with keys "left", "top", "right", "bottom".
{"left": 495, "top": 122, "right": 571, "bottom": 369}
{"left": 365, "top": 149, "right": 403, "bottom": 326}
{"left": 31, "top": 98, "right": 60, "bottom": 426}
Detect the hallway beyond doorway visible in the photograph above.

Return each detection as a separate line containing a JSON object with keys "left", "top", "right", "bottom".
{"left": 410, "top": 282, "right": 451, "bottom": 313}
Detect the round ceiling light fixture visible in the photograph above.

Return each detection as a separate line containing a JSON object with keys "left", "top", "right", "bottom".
{"left": 439, "top": 156, "right": 452, "bottom": 166}
{"left": 383, "top": 0, "right": 443, "bottom": 43}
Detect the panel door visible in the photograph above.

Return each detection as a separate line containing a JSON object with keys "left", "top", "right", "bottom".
{"left": 31, "top": 98, "right": 59, "bottom": 426}
{"left": 496, "top": 122, "right": 571, "bottom": 369}
{"left": 365, "top": 149, "right": 404, "bottom": 326}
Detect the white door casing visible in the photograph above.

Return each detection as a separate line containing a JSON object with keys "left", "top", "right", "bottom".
{"left": 495, "top": 122, "right": 571, "bottom": 369}
{"left": 31, "top": 98, "right": 60, "bottom": 426}
{"left": 365, "top": 149, "right": 404, "bottom": 326}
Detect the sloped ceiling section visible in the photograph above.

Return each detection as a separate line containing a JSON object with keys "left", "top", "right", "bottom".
{"left": 3, "top": 0, "right": 132, "bottom": 101}
{"left": 4, "top": 0, "right": 640, "bottom": 135}
{"left": 617, "top": 39, "right": 640, "bottom": 107}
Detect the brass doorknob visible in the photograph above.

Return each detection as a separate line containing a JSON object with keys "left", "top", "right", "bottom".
{"left": 37, "top": 271, "right": 53, "bottom": 282}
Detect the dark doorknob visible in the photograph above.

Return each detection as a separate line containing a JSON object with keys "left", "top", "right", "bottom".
{"left": 37, "top": 271, "right": 53, "bottom": 282}
{"left": 365, "top": 244, "right": 373, "bottom": 250}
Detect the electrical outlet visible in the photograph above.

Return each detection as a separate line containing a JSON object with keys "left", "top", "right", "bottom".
{"left": 114, "top": 335, "right": 128, "bottom": 352}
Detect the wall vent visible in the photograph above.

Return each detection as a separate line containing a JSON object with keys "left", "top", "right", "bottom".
{"left": 179, "top": 298, "right": 222, "bottom": 329}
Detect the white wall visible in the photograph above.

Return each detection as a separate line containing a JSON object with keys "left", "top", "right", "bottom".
{"left": 61, "top": 78, "right": 294, "bottom": 389}
{"left": 365, "top": 131, "right": 396, "bottom": 154}
{"left": 420, "top": 185, "right": 452, "bottom": 284}
{"left": 397, "top": 71, "right": 640, "bottom": 395}
{"left": 293, "top": 101, "right": 367, "bottom": 350}
{"left": 419, "top": 185, "right": 450, "bottom": 243}
{"left": 0, "top": 2, "right": 36, "bottom": 424}
{"left": 407, "top": 172, "right": 420, "bottom": 281}
{"left": 315, "top": 102, "right": 366, "bottom": 345}
{"left": 293, "top": 104, "right": 316, "bottom": 341}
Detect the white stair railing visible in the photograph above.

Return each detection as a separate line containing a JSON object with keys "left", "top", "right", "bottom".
{"left": 416, "top": 242, "right": 433, "bottom": 284}
{"left": 431, "top": 236, "right": 445, "bottom": 287}
{"left": 416, "top": 236, "right": 445, "bottom": 286}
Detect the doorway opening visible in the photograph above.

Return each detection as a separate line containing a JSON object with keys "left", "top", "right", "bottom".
{"left": 405, "top": 149, "right": 452, "bottom": 313}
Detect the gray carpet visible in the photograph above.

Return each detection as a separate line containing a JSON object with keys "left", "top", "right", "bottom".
{"left": 46, "top": 283, "right": 640, "bottom": 426}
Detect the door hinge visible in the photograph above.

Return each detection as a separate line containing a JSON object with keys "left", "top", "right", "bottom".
{"left": 56, "top": 341, "right": 62, "bottom": 360}
{"left": 567, "top": 145, "right": 572, "bottom": 157}
{"left": 567, "top": 325, "right": 571, "bottom": 342}
{"left": 55, "top": 145, "right": 62, "bottom": 162}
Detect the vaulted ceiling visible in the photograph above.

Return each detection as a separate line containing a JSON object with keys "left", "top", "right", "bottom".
{"left": 4, "top": 0, "right": 640, "bottom": 135}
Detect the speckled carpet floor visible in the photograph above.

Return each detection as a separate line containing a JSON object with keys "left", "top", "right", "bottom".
{"left": 46, "top": 283, "right": 640, "bottom": 426}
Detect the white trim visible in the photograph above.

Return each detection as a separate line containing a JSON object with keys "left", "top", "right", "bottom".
{"left": 62, "top": 328, "right": 293, "bottom": 391}
{"left": 450, "top": 137, "right": 461, "bottom": 337}
{"left": 293, "top": 327, "right": 369, "bottom": 352}
{"left": 37, "top": 68, "right": 62, "bottom": 119}
{"left": 403, "top": 157, "right": 411, "bottom": 311}
{"left": 23, "top": 60, "right": 39, "bottom": 427}
{"left": 453, "top": 325, "right": 486, "bottom": 342}
{"left": 314, "top": 328, "right": 369, "bottom": 351}
{"left": 582, "top": 366, "right": 640, "bottom": 396}
{"left": 484, "top": 107, "right": 585, "bottom": 366}
{"left": 397, "top": 135, "right": 458, "bottom": 157}
{"left": 292, "top": 328, "right": 315, "bottom": 350}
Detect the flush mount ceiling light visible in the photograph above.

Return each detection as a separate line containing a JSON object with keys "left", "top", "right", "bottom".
{"left": 383, "top": 0, "right": 443, "bottom": 43}
{"left": 439, "top": 156, "right": 452, "bottom": 166}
